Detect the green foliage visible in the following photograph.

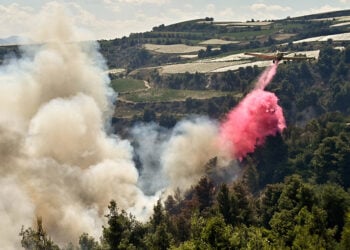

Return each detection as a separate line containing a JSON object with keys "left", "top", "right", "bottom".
{"left": 318, "top": 184, "right": 350, "bottom": 240}
{"left": 20, "top": 218, "right": 60, "bottom": 250}
{"left": 120, "top": 87, "right": 231, "bottom": 102}
{"left": 340, "top": 213, "right": 350, "bottom": 250}
{"left": 200, "top": 215, "right": 233, "bottom": 248}
{"left": 102, "top": 200, "right": 147, "bottom": 250}
{"left": 79, "top": 233, "right": 100, "bottom": 250}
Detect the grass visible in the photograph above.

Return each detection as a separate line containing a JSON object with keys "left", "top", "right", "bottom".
{"left": 111, "top": 78, "right": 145, "bottom": 93}
{"left": 120, "top": 88, "right": 233, "bottom": 102}
{"left": 225, "top": 29, "right": 277, "bottom": 40}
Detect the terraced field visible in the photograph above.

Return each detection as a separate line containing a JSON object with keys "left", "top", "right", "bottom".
{"left": 111, "top": 78, "right": 146, "bottom": 93}
{"left": 292, "top": 32, "right": 350, "bottom": 44}
{"left": 120, "top": 88, "right": 232, "bottom": 102}
{"left": 144, "top": 44, "right": 206, "bottom": 54}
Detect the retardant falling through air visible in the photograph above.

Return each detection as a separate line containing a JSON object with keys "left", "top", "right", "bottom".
{"left": 220, "top": 63, "right": 286, "bottom": 160}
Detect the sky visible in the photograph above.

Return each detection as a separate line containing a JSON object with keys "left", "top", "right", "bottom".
{"left": 0, "top": 0, "right": 349, "bottom": 40}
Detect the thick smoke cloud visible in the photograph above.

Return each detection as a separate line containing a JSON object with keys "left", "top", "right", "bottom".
{"left": 131, "top": 119, "right": 235, "bottom": 195}
{"left": 0, "top": 2, "right": 146, "bottom": 248}
{"left": 161, "top": 117, "right": 232, "bottom": 191}
{"left": 0, "top": 2, "right": 287, "bottom": 248}
{"left": 0, "top": 2, "right": 233, "bottom": 249}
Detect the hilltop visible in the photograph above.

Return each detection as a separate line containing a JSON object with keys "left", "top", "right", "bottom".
{"left": 0, "top": 9, "right": 349, "bottom": 127}
{"left": 94, "top": 9, "right": 350, "bottom": 130}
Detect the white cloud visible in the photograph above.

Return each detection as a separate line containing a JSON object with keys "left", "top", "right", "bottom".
{"left": 115, "top": 0, "right": 169, "bottom": 4}
{"left": 206, "top": 4, "right": 215, "bottom": 12}
{"left": 251, "top": 3, "right": 291, "bottom": 12}
{"left": 296, "top": 5, "right": 342, "bottom": 17}
{"left": 217, "top": 7, "right": 235, "bottom": 20}
{"left": 247, "top": 3, "right": 293, "bottom": 21}
{"left": 0, "top": 1, "right": 348, "bottom": 41}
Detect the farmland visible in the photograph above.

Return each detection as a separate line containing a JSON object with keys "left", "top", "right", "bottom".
{"left": 143, "top": 44, "right": 206, "bottom": 54}
{"left": 110, "top": 78, "right": 146, "bottom": 93}
{"left": 120, "top": 88, "right": 232, "bottom": 102}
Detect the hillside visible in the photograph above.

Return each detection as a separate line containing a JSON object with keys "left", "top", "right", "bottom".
{"left": 98, "top": 9, "right": 350, "bottom": 130}
{"left": 1, "top": 9, "right": 350, "bottom": 250}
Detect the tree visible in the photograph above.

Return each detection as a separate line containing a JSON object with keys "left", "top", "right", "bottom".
{"left": 159, "top": 114, "right": 177, "bottom": 128}
{"left": 217, "top": 184, "right": 232, "bottom": 225}
{"left": 102, "top": 200, "right": 145, "bottom": 249}
{"left": 340, "top": 213, "right": 350, "bottom": 250}
{"left": 201, "top": 215, "right": 233, "bottom": 249}
{"left": 143, "top": 108, "right": 156, "bottom": 122}
{"left": 20, "top": 218, "right": 60, "bottom": 250}
{"left": 318, "top": 183, "right": 350, "bottom": 240}
{"left": 253, "top": 134, "right": 289, "bottom": 188}
{"left": 229, "top": 182, "right": 256, "bottom": 227}
{"left": 292, "top": 207, "right": 336, "bottom": 249}
{"left": 344, "top": 45, "right": 350, "bottom": 64}
{"left": 145, "top": 200, "right": 174, "bottom": 249}
{"left": 311, "top": 133, "right": 350, "bottom": 186}
{"left": 269, "top": 175, "right": 316, "bottom": 246}
{"left": 79, "top": 233, "right": 99, "bottom": 250}
{"left": 259, "top": 183, "right": 284, "bottom": 228}
{"left": 194, "top": 177, "right": 215, "bottom": 213}
{"left": 150, "top": 199, "right": 165, "bottom": 228}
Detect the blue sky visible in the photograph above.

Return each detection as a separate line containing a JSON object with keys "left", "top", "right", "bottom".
{"left": 0, "top": 0, "right": 349, "bottom": 40}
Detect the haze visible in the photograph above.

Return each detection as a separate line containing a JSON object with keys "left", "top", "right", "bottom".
{"left": 0, "top": 0, "right": 349, "bottom": 40}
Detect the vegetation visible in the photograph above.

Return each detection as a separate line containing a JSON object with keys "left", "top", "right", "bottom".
{"left": 110, "top": 78, "right": 146, "bottom": 93}
{"left": 121, "top": 88, "right": 231, "bottom": 103}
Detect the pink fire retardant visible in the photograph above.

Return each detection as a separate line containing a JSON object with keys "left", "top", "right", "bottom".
{"left": 220, "top": 63, "right": 286, "bottom": 160}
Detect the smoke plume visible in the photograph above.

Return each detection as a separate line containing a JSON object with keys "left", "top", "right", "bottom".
{"left": 161, "top": 117, "right": 232, "bottom": 191}
{"left": 131, "top": 118, "right": 235, "bottom": 194}
{"left": 0, "top": 3, "right": 150, "bottom": 248}
{"left": 0, "top": 2, "right": 285, "bottom": 249}
{"left": 220, "top": 64, "right": 286, "bottom": 159}
{"left": 0, "top": 3, "right": 234, "bottom": 249}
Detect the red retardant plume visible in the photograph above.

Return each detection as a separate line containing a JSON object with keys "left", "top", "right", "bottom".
{"left": 219, "top": 64, "right": 286, "bottom": 160}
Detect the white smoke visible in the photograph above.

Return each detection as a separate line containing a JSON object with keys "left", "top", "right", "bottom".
{"left": 0, "top": 2, "right": 237, "bottom": 249}
{"left": 0, "top": 2, "right": 147, "bottom": 248}
{"left": 132, "top": 118, "right": 235, "bottom": 194}
{"left": 0, "top": 178, "right": 35, "bottom": 250}
{"left": 161, "top": 117, "right": 233, "bottom": 191}
{"left": 131, "top": 123, "right": 169, "bottom": 195}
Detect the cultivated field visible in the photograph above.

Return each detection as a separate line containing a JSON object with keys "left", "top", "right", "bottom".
{"left": 203, "top": 53, "right": 253, "bottom": 62}
{"left": 312, "top": 15, "right": 350, "bottom": 22}
{"left": 120, "top": 88, "right": 231, "bottom": 102}
{"left": 211, "top": 21, "right": 272, "bottom": 27}
{"left": 212, "top": 61, "right": 272, "bottom": 72}
{"left": 199, "top": 39, "right": 238, "bottom": 45}
{"left": 157, "top": 49, "right": 321, "bottom": 74}
{"left": 111, "top": 78, "right": 146, "bottom": 93}
{"left": 159, "top": 61, "right": 249, "bottom": 74}
{"left": 330, "top": 22, "right": 350, "bottom": 27}
{"left": 144, "top": 44, "right": 206, "bottom": 54}
{"left": 107, "top": 68, "right": 126, "bottom": 75}
{"left": 292, "top": 32, "right": 350, "bottom": 43}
